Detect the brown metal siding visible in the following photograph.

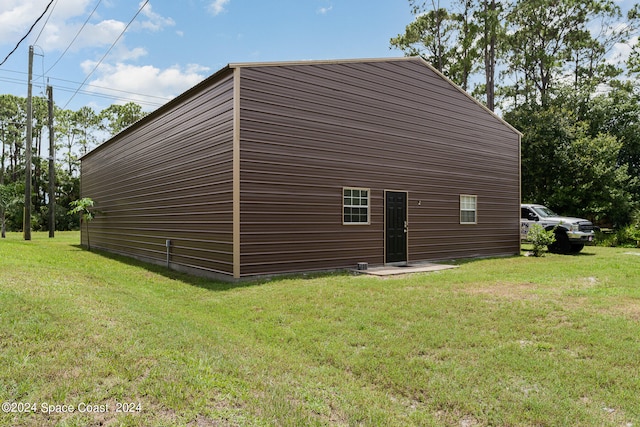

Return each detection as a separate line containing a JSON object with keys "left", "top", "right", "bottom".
{"left": 81, "top": 72, "right": 235, "bottom": 276}
{"left": 238, "top": 59, "right": 520, "bottom": 276}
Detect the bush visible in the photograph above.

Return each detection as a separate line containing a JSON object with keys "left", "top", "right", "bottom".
{"left": 596, "top": 209, "right": 640, "bottom": 247}
{"left": 596, "top": 225, "right": 640, "bottom": 247}
{"left": 528, "top": 223, "right": 556, "bottom": 256}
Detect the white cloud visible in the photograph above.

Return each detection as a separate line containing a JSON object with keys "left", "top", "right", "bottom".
{"left": 137, "top": 1, "right": 175, "bottom": 32}
{"left": 112, "top": 44, "right": 148, "bottom": 61}
{"left": 317, "top": 5, "right": 333, "bottom": 15}
{"left": 23, "top": 18, "right": 128, "bottom": 64}
{"left": 0, "top": 2, "right": 34, "bottom": 38}
{"left": 84, "top": 62, "right": 210, "bottom": 109}
{"left": 0, "top": 0, "right": 90, "bottom": 42}
{"left": 0, "top": 1, "right": 204, "bottom": 110}
{"left": 0, "top": 0, "right": 174, "bottom": 53}
{"left": 607, "top": 35, "right": 638, "bottom": 65}
{"left": 208, "top": 0, "right": 230, "bottom": 16}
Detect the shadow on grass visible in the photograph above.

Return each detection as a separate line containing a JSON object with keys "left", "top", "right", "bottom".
{"left": 446, "top": 248, "right": 597, "bottom": 269}
{"left": 519, "top": 244, "right": 597, "bottom": 257}
{"left": 72, "top": 245, "right": 350, "bottom": 292}
{"left": 555, "top": 251, "right": 596, "bottom": 257}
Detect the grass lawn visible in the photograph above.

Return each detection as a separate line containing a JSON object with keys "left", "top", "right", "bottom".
{"left": 1, "top": 232, "right": 639, "bottom": 426}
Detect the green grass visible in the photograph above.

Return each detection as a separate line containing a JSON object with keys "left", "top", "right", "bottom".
{"left": 1, "top": 233, "right": 640, "bottom": 426}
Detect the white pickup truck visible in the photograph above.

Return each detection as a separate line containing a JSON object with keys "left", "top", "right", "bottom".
{"left": 521, "top": 204, "right": 595, "bottom": 254}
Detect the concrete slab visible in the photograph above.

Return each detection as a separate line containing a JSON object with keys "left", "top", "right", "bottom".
{"left": 354, "top": 262, "right": 458, "bottom": 276}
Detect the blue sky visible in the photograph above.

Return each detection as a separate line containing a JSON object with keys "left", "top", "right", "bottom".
{"left": 0, "top": 0, "right": 415, "bottom": 112}
{"left": 0, "top": 0, "right": 637, "bottom": 114}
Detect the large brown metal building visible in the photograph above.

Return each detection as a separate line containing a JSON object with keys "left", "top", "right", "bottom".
{"left": 80, "top": 57, "right": 522, "bottom": 280}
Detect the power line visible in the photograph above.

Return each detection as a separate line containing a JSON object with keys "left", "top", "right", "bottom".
{"left": 0, "top": 67, "right": 172, "bottom": 101}
{"left": 49, "top": 76, "right": 171, "bottom": 102}
{"left": 0, "top": 1, "right": 176, "bottom": 110}
{"left": 0, "top": 76, "right": 166, "bottom": 108}
{"left": 0, "top": 69, "right": 172, "bottom": 108}
{"left": 0, "top": 0, "right": 56, "bottom": 67}
{"left": 62, "top": 0, "right": 150, "bottom": 109}
{"left": 46, "top": 0, "right": 104, "bottom": 74}
{"left": 52, "top": 85, "right": 166, "bottom": 107}
{"left": 34, "top": 0, "right": 59, "bottom": 45}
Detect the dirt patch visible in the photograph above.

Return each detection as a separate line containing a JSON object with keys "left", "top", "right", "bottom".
{"left": 462, "top": 279, "right": 640, "bottom": 322}
{"left": 435, "top": 410, "right": 481, "bottom": 427}
{"left": 596, "top": 298, "right": 640, "bottom": 321}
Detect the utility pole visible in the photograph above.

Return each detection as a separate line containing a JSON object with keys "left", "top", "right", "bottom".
{"left": 24, "top": 45, "right": 33, "bottom": 241}
{"left": 47, "top": 84, "right": 55, "bottom": 238}
{"left": 1, "top": 124, "right": 4, "bottom": 185}
{"left": 1, "top": 124, "right": 5, "bottom": 239}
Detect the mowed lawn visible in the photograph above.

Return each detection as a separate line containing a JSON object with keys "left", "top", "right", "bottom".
{"left": 1, "top": 233, "right": 639, "bottom": 426}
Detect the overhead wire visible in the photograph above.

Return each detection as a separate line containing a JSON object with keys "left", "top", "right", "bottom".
{"left": 0, "top": 0, "right": 174, "bottom": 110}
{"left": 0, "top": 83, "right": 165, "bottom": 108}
{"left": 46, "top": 0, "right": 103, "bottom": 74}
{"left": 62, "top": 0, "right": 150, "bottom": 109}
{"left": 0, "top": 0, "right": 56, "bottom": 67}
{"left": 47, "top": 85, "right": 165, "bottom": 107}
{"left": 0, "top": 67, "right": 172, "bottom": 100}
{"left": 33, "top": 0, "right": 59, "bottom": 45}
{"left": 0, "top": 68, "right": 170, "bottom": 108}
{"left": 29, "top": 45, "right": 48, "bottom": 98}
{"left": 49, "top": 74, "right": 172, "bottom": 102}
{"left": 0, "top": 78, "right": 166, "bottom": 108}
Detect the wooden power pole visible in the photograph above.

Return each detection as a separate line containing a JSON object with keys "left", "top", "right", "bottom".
{"left": 24, "top": 45, "right": 33, "bottom": 241}
{"left": 47, "top": 84, "right": 55, "bottom": 238}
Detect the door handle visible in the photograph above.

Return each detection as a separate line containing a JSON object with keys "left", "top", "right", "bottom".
{"left": 404, "top": 221, "right": 408, "bottom": 234}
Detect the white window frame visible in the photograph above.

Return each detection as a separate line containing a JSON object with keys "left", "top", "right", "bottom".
{"left": 343, "top": 187, "right": 370, "bottom": 225}
{"left": 460, "top": 194, "right": 477, "bottom": 224}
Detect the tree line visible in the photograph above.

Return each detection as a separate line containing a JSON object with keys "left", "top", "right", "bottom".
{"left": 0, "top": 96, "right": 146, "bottom": 235}
{"left": 392, "top": 0, "right": 640, "bottom": 227}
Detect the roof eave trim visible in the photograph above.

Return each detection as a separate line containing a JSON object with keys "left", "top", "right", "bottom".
{"left": 228, "top": 56, "right": 416, "bottom": 69}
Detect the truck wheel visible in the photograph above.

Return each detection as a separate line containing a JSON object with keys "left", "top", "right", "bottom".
{"left": 570, "top": 243, "right": 585, "bottom": 253}
{"left": 548, "top": 230, "right": 571, "bottom": 254}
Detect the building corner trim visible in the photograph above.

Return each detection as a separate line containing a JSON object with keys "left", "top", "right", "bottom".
{"left": 232, "top": 68, "right": 241, "bottom": 278}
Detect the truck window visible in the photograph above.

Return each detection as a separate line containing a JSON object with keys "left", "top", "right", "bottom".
{"left": 532, "top": 206, "right": 556, "bottom": 218}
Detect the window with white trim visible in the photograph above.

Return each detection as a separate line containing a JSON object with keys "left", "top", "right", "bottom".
{"left": 460, "top": 195, "right": 477, "bottom": 224}
{"left": 343, "top": 188, "right": 370, "bottom": 224}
